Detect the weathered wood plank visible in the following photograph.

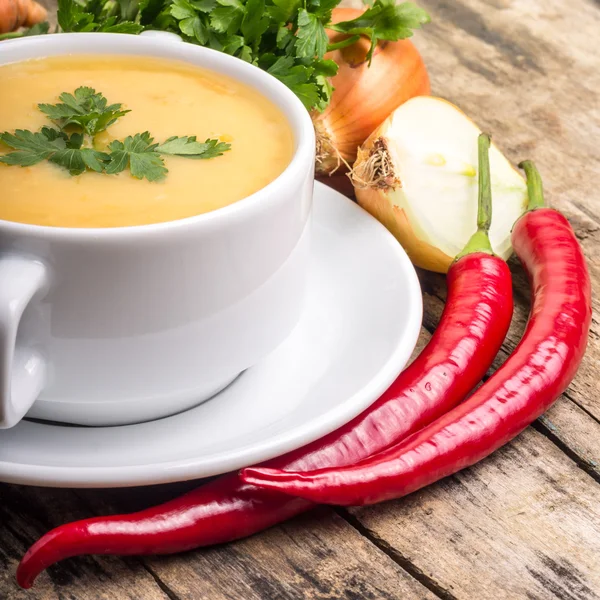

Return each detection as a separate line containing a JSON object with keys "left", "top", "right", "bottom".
{"left": 536, "top": 402, "right": 600, "bottom": 481}
{"left": 12, "top": 482, "right": 438, "bottom": 600}
{"left": 412, "top": 0, "right": 600, "bottom": 423}
{"left": 348, "top": 428, "right": 600, "bottom": 600}
{"left": 139, "top": 510, "right": 439, "bottom": 600}
{"left": 344, "top": 0, "right": 600, "bottom": 597}
{"left": 0, "top": 484, "right": 172, "bottom": 600}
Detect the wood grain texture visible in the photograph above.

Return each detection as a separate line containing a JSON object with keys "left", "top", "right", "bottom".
{"left": 1, "top": 0, "right": 600, "bottom": 599}
{"left": 412, "top": 0, "right": 600, "bottom": 422}
{"left": 0, "top": 482, "right": 437, "bottom": 600}
{"left": 0, "top": 485, "right": 171, "bottom": 600}
{"left": 348, "top": 428, "right": 600, "bottom": 600}
{"left": 140, "top": 510, "right": 438, "bottom": 600}
{"left": 343, "top": 0, "right": 600, "bottom": 598}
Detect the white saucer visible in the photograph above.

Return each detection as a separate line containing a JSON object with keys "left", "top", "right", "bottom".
{"left": 0, "top": 183, "right": 422, "bottom": 488}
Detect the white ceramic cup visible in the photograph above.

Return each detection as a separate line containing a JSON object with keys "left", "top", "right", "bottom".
{"left": 0, "top": 33, "right": 315, "bottom": 429}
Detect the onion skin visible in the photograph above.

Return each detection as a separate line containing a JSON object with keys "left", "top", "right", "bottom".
{"left": 313, "top": 7, "right": 430, "bottom": 176}
{"left": 22, "top": 0, "right": 46, "bottom": 27}
{"left": 0, "top": 0, "right": 19, "bottom": 33}
{"left": 352, "top": 97, "right": 527, "bottom": 274}
{"left": 355, "top": 185, "right": 454, "bottom": 273}
{"left": 0, "top": 0, "right": 47, "bottom": 33}
{"left": 353, "top": 117, "right": 455, "bottom": 273}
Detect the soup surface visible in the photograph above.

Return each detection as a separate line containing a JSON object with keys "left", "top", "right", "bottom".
{"left": 0, "top": 55, "right": 294, "bottom": 227}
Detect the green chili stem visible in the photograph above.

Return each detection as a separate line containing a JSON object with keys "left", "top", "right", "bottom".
{"left": 455, "top": 133, "right": 495, "bottom": 259}
{"left": 476, "top": 133, "right": 492, "bottom": 232}
{"left": 518, "top": 160, "right": 546, "bottom": 211}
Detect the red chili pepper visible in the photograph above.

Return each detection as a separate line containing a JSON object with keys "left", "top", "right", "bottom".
{"left": 16, "top": 135, "right": 513, "bottom": 589}
{"left": 241, "top": 159, "right": 592, "bottom": 507}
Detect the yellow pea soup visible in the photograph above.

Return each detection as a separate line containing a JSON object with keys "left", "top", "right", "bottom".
{"left": 0, "top": 55, "right": 295, "bottom": 228}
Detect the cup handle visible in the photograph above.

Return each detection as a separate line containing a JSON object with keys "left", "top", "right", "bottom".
{"left": 0, "top": 256, "right": 48, "bottom": 429}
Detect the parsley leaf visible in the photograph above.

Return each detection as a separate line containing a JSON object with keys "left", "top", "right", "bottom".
{"left": 50, "top": 147, "right": 109, "bottom": 175}
{"left": 39, "top": 87, "right": 130, "bottom": 136}
{"left": 179, "top": 16, "right": 207, "bottom": 42}
{"left": 0, "top": 128, "right": 108, "bottom": 175}
{"left": 170, "top": 0, "right": 197, "bottom": 20}
{"left": 0, "top": 128, "right": 66, "bottom": 166}
{"left": 268, "top": 0, "right": 301, "bottom": 24}
{"left": 23, "top": 22, "right": 51, "bottom": 36}
{"left": 313, "top": 58, "right": 338, "bottom": 77}
{"left": 241, "top": 0, "right": 269, "bottom": 45}
{"left": 210, "top": 0, "right": 245, "bottom": 36}
{"left": 138, "top": 0, "right": 167, "bottom": 24}
{"left": 57, "top": 0, "right": 95, "bottom": 31}
{"left": 328, "top": 1, "right": 430, "bottom": 62}
{"left": 0, "top": 21, "right": 51, "bottom": 40}
{"left": 49, "top": 132, "right": 110, "bottom": 175}
{"left": 266, "top": 56, "right": 326, "bottom": 110}
{"left": 119, "top": 0, "right": 140, "bottom": 21}
{"left": 97, "top": 20, "right": 147, "bottom": 33}
{"left": 57, "top": 0, "right": 142, "bottom": 33}
{"left": 191, "top": 0, "right": 217, "bottom": 11}
{"left": 295, "top": 9, "right": 329, "bottom": 59}
{"left": 19, "top": 0, "right": 430, "bottom": 113}
{"left": 106, "top": 132, "right": 168, "bottom": 182}
{"left": 170, "top": 0, "right": 211, "bottom": 42}
{"left": 222, "top": 35, "right": 245, "bottom": 55}
{"left": 156, "top": 136, "right": 231, "bottom": 158}
{"left": 304, "top": 0, "right": 337, "bottom": 23}
{"left": 2, "top": 88, "right": 231, "bottom": 180}
{"left": 276, "top": 25, "right": 294, "bottom": 50}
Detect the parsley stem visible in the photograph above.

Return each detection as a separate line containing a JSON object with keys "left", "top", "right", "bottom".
{"left": 0, "top": 31, "right": 25, "bottom": 40}
{"left": 326, "top": 35, "right": 361, "bottom": 52}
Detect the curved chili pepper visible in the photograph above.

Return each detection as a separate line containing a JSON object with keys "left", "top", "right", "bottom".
{"left": 16, "top": 135, "right": 513, "bottom": 589}
{"left": 241, "top": 160, "right": 592, "bottom": 507}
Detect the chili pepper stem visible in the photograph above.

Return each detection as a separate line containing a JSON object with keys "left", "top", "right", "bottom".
{"left": 519, "top": 160, "right": 546, "bottom": 211}
{"left": 455, "top": 134, "right": 494, "bottom": 260}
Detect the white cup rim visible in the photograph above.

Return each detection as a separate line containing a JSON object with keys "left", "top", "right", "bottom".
{"left": 0, "top": 32, "right": 316, "bottom": 240}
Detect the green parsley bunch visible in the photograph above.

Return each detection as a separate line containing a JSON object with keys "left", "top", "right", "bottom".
{"left": 11, "top": 0, "right": 430, "bottom": 112}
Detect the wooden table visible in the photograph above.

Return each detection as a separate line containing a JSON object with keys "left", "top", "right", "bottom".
{"left": 2, "top": 1, "right": 600, "bottom": 598}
